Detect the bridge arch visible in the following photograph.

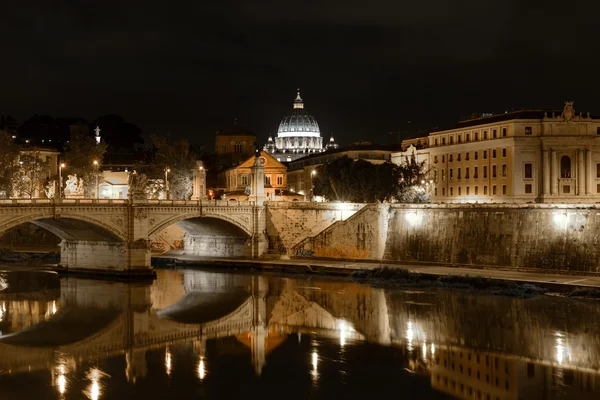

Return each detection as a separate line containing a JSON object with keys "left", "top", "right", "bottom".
{"left": 149, "top": 213, "right": 253, "bottom": 239}
{"left": 0, "top": 213, "right": 126, "bottom": 242}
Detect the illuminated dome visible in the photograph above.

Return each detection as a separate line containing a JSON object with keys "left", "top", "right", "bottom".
{"left": 273, "top": 90, "right": 324, "bottom": 157}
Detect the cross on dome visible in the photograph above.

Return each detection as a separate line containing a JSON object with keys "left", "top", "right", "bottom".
{"left": 293, "top": 88, "right": 304, "bottom": 109}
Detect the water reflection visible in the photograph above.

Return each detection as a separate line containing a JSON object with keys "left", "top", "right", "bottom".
{"left": 0, "top": 268, "right": 597, "bottom": 399}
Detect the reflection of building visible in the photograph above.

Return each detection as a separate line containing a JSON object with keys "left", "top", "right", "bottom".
{"left": 286, "top": 142, "right": 401, "bottom": 197}
{"left": 264, "top": 90, "right": 336, "bottom": 162}
{"left": 421, "top": 102, "right": 600, "bottom": 203}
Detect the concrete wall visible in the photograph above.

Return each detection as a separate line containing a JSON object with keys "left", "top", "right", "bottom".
{"left": 184, "top": 235, "right": 250, "bottom": 257}
{"left": 292, "top": 204, "right": 600, "bottom": 273}
{"left": 60, "top": 240, "right": 150, "bottom": 271}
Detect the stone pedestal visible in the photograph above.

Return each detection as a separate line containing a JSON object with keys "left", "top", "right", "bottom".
{"left": 191, "top": 161, "right": 207, "bottom": 201}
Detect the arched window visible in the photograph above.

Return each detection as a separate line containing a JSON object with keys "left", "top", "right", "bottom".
{"left": 234, "top": 142, "right": 242, "bottom": 154}
{"left": 560, "top": 156, "right": 571, "bottom": 178}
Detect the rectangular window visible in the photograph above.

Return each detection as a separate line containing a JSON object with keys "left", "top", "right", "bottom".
{"left": 466, "top": 167, "right": 470, "bottom": 179}
{"left": 483, "top": 165, "right": 488, "bottom": 178}
{"left": 597, "top": 127, "right": 600, "bottom": 135}
{"left": 474, "top": 151, "right": 478, "bottom": 160}
{"left": 484, "top": 186, "right": 488, "bottom": 195}
{"left": 457, "top": 153, "right": 461, "bottom": 161}
{"left": 492, "top": 165, "right": 497, "bottom": 178}
{"left": 434, "top": 138, "right": 439, "bottom": 146}
{"left": 483, "top": 150, "right": 488, "bottom": 159}
{"left": 502, "top": 128, "right": 507, "bottom": 137}
{"left": 465, "top": 152, "right": 470, "bottom": 161}
{"left": 458, "top": 134, "right": 462, "bottom": 143}
{"left": 466, "top": 186, "right": 470, "bottom": 195}
{"left": 474, "top": 166, "right": 479, "bottom": 179}
{"left": 492, "top": 149, "right": 497, "bottom": 158}
{"left": 458, "top": 187, "right": 462, "bottom": 196}
{"left": 434, "top": 188, "right": 438, "bottom": 196}
{"left": 442, "top": 169, "right": 446, "bottom": 180}
{"left": 450, "top": 137, "right": 454, "bottom": 144}
{"left": 563, "top": 185, "right": 571, "bottom": 194}
{"left": 450, "top": 187, "right": 453, "bottom": 196}
{"left": 442, "top": 155, "right": 445, "bottom": 163}
{"left": 502, "top": 164, "right": 507, "bottom": 177}
{"left": 466, "top": 133, "right": 470, "bottom": 142}
{"left": 442, "top": 137, "right": 446, "bottom": 145}
{"left": 502, "top": 148, "right": 507, "bottom": 157}
{"left": 596, "top": 163, "right": 600, "bottom": 178}
{"left": 475, "top": 186, "right": 479, "bottom": 195}
{"left": 484, "top": 131, "right": 488, "bottom": 140}
{"left": 434, "top": 169, "right": 438, "bottom": 181}
{"left": 265, "top": 175, "right": 271, "bottom": 186}
{"left": 525, "top": 126, "right": 532, "bottom": 135}
{"left": 442, "top": 187, "right": 446, "bottom": 196}
{"left": 597, "top": 184, "right": 600, "bottom": 193}
{"left": 449, "top": 154, "right": 453, "bottom": 162}
{"left": 458, "top": 168, "right": 461, "bottom": 179}
{"left": 502, "top": 185, "right": 507, "bottom": 195}
{"left": 525, "top": 163, "right": 533, "bottom": 179}
{"left": 241, "top": 175, "right": 248, "bottom": 185}
{"left": 475, "top": 132, "right": 479, "bottom": 140}
{"left": 492, "top": 185, "right": 497, "bottom": 195}
{"left": 434, "top": 155, "right": 438, "bottom": 163}
{"left": 221, "top": 144, "right": 227, "bottom": 153}
{"left": 277, "top": 175, "right": 283, "bottom": 185}
{"left": 493, "top": 130, "right": 497, "bottom": 139}
{"left": 450, "top": 169, "right": 453, "bottom": 180}
{"left": 525, "top": 184, "right": 532, "bottom": 194}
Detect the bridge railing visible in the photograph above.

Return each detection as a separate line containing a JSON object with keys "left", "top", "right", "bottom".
{"left": 0, "top": 198, "right": 257, "bottom": 207}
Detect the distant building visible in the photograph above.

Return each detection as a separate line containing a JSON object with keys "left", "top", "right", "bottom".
{"left": 215, "top": 121, "right": 257, "bottom": 163}
{"left": 264, "top": 90, "right": 337, "bottom": 162}
{"left": 424, "top": 102, "right": 600, "bottom": 203}
{"left": 218, "top": 151, "right": 302, "bottom": 201}
{"left": 286, "top": 142, "right": 401, "bottom": 198}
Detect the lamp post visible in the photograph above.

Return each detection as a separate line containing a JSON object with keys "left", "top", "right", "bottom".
{"left": 58, "top": 162, "right": 65, "bottom": 198}
{"left": 165, "top": 167, "right": 170, "bottom": 200}
{"left": 93, "top": 160, "right": 99, "bottom": 199}
{"left": 310, "top": 170, "right": 317, "bottom": 202}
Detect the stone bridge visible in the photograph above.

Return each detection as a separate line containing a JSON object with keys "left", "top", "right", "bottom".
{"left": 0, "top": 198, "right": 363, "bottom": 275}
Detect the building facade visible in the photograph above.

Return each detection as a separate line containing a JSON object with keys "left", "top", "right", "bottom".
{"left": 423, "top": 102, "right": 600, "bottom": 203}
{"left": 215, "top": 122, "right": 257, "bottom": 163}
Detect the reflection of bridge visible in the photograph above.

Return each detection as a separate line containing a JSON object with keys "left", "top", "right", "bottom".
{"left": 0, "top": 270, "right": 388, "bottom": 379}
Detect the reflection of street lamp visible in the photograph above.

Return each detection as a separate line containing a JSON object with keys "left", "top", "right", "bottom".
{"left": 59, "top": 162, "right": 65, "bottom": 198}
{"left": 165, "top": 167, "right": 170, "bottom": 199}
{"left": 93, "top": 160, "right": 99, "bottom": 199}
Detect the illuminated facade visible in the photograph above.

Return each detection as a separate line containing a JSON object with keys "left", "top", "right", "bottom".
{"left": 264, "top": 90, "right": 336, "bottom": 162}
{"left": 421, "top": 102, "right": 600, "bottom": 203}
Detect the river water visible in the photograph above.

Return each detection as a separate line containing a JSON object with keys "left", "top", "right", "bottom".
{"left": 0, "top": 267, "right": 598, "bottom": 399}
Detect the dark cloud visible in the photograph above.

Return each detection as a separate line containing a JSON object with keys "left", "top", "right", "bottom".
{"left": 1, "top": 0, "right": 599, "bottom": 148}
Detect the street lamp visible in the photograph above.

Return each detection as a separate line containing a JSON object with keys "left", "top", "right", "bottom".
{"left": 165, "top": 167, "right": 171, "bottom": 199}
{"left": 93, "top": 160, "right": 99, "bottom": 199}
{"left": 311, "top": 170, "right": 317, "bottom": 201}
{"left": 59, "top": 162, "right": 65, "bottom": 198}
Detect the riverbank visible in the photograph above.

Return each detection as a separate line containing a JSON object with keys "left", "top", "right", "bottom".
{"left": 151, "top": 253, "right": 600, "bottom": 291}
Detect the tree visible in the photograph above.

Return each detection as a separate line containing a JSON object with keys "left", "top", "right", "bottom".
{"left": 312, "top": 155, "right": 429, "bottom": 203}
{"left": 143, "top": 134, "right": 197, "bottom": 200}
{"left": 63, "top": 132, "right": 107, "bottom": 197}
{"left": 12, "top": 151, "right": 49, "bottom": 199}
{"left": 394, "top": 157, "right": 430, "bottom": 203}
{"left": 0, "top": 132, "right": 20, "bottom": 198}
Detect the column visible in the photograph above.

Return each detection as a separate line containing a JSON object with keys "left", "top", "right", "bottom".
{"left": 551, "top": 149, "right": 558, "bottom": 195}
{"left": 586, "top": 149, "right": 593, "bottom": 195}
{"left": 543, "top": 149, "right": 550, "bottom": 195}
{"left": 578, "top": 149, "right": 585, "bottom": 195}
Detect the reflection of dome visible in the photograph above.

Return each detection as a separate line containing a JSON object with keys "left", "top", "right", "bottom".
{"left": 277, "top": 92, "right": 320, "bottom": 138}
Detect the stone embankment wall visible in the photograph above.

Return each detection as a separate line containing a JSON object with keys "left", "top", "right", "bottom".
{"left": 291, "top": 204, "right": 600, "bottom": 273}
{"left": 265, "top": 202, "right": 363, "bottom": 255}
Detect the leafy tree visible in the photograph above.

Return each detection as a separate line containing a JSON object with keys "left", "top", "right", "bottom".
{"left": 312, "top": 155, "right": 429, "bottom": 203}
{"left": 12, "top": 151, "right": 49, "bottom": 199}
{"left": 144, "top": 134, "right": 197, "bottom": 200}
{"left": 63, "top": 132, "right": 107, "bottom": 197}
{"left": 0, "top": 132, "right": 20, "bottom": 198}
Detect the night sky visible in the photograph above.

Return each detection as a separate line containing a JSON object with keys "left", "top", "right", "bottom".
{"left": 1, "top": 0, "right": 599, "bottom": 149}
